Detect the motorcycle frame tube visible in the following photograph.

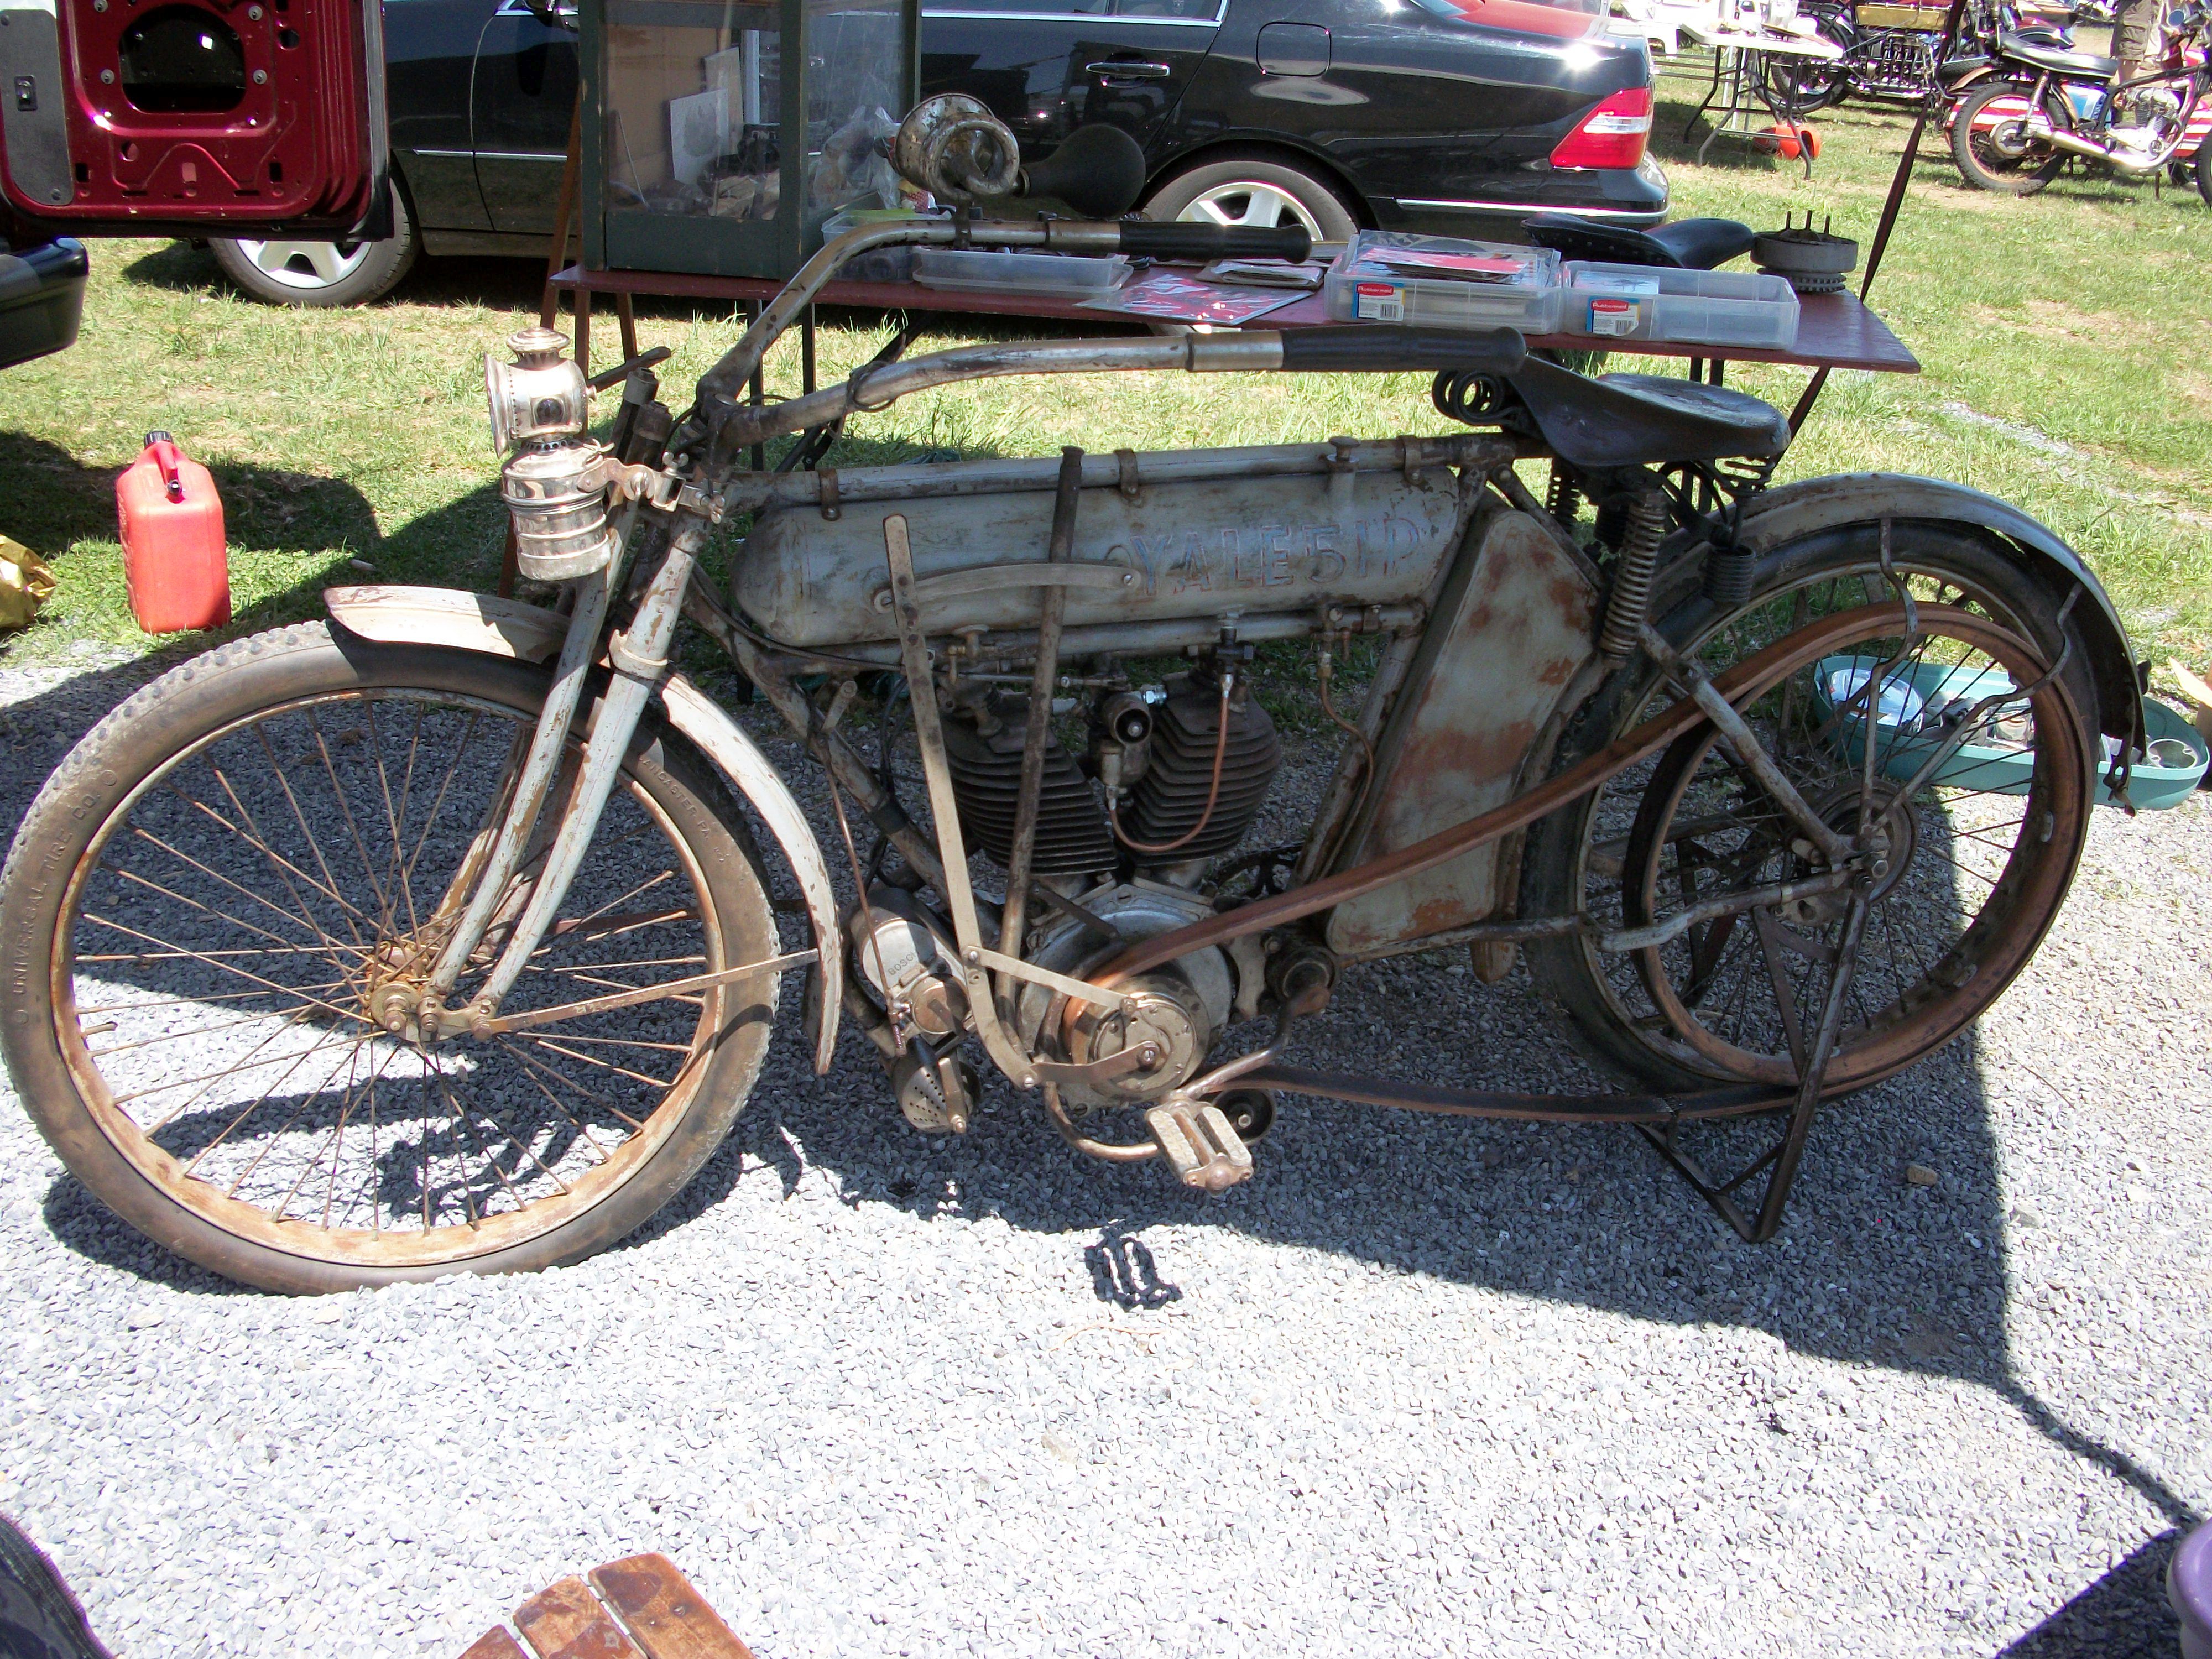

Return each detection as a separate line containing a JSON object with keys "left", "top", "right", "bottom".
{"left": 711, "top": 336, "right": 1286, "bottom": 460}
{"left": 466, "top": 511, "right": 713, "bottom": 1020}
{"left": 695, "top": 218, "right": 1163, "bottom": 411}
{"left": 424, "top": 518, "right": 624, "bottom": 1001}
{"left": 721, "top": 435, "right": 1512, "bottom": 517}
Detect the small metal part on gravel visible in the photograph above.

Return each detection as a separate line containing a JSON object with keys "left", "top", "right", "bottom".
{"left": 0, "top": 653, "right": 2205, "bottom": 1658}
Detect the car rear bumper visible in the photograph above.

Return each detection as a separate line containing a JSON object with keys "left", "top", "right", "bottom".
{"left": 1376, "top": 153, "right": 1671, "bottom": 232}
{"left": 0, "top": 238, "right": 88, "bottom": 371}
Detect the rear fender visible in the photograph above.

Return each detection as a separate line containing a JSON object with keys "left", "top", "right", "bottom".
{"left": 1726, "top": 474, "right": 2141, "bottom": 744}
{"left": 325, "top": 585, "right": 841, "bottom": 1072}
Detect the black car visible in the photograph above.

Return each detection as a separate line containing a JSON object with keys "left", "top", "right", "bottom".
{"left": 210, "top": 0, "right": 1667, "bottom": 305}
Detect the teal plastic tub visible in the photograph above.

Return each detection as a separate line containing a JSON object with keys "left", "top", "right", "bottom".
{"left": 1813, "top": 656, "right": 2209, "bottom": 810}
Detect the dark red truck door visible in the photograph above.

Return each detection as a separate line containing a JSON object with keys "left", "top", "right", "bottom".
{"left": 0, "top": 0, "right": 387, "bottom": 237}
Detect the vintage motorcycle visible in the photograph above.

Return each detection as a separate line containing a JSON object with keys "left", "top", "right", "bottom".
{"left": 1761, "top": 0, "right": 2067, "bottom": 113}
{"left": 1947, "top": 0, "right": 2212, "bottom": 194}
{"left": 0, "top": 102, "right": 2143, "bottom": 1294}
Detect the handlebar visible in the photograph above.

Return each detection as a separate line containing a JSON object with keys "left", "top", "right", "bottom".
{"left": 1115, "top": 223, "right": 1314, "bottom": 263}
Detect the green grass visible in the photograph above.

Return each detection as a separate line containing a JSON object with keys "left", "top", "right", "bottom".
{"left": 1, "top": 79, "right": 2207, "bottom": 671}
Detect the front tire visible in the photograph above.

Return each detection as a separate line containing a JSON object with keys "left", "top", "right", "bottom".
{"left": 208, "top": 187, "right": 420, "bottom": 307}
{"left": 2197, "top": 140, "right": 2212, "bottom": 206}
{"left": 1950, "top": 81, "right": 2066, "bottom": 194}
{"left": 1141, "top": 150, "right": 1360, "bottom": 244}
{"left": 0, "top": 622, "right": 785, "bottom": 1293}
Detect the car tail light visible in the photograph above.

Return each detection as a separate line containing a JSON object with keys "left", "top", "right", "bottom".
{"left": 1550, "top": 86, "right": 1653, "bottom": 170}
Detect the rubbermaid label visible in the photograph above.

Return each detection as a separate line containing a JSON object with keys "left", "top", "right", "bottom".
{"left": 1587, "top": 296, "right": 1644, "bottom": 338}
{"left": 1354, "top": 281, "right": 1404, "bottom": 323}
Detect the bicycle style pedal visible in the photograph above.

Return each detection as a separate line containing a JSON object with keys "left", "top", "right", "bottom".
{"left": 1145, "top": 1102, "right": 1253, "bottom": 1192}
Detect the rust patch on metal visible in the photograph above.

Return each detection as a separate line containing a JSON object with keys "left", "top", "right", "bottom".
{"left": 1326, "top": 509, "right": 1598, "bottom": 956}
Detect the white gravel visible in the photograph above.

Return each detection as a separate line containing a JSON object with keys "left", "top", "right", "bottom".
{"left": 1, "top": 651, "right": 2206, "bottom": 1658}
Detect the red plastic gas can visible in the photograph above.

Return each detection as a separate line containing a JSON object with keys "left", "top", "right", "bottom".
{"left": 117, "top": 430, "right": 230, "bottom": 633}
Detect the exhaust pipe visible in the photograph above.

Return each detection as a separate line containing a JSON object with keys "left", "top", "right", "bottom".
{"left": 2030, "top": 123, "right": 2171, "bottom": 173}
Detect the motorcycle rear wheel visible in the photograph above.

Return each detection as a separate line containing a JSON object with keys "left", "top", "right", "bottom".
{"left": 2197, "top": 140, "right": 2212, "bottom": 206}
{"left": 1521, "top": 525, "right": 2096, "bottom": 1093}
{"left": 0, "top": 623, "right": 784, "bottom": 1293}
{"left": 1951, "top": 81, "right": 2067, "bottom": 194}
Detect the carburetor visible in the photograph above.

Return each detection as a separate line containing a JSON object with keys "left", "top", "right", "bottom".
{"left": 484, "top": 326, "right": 618, "bottom": 582}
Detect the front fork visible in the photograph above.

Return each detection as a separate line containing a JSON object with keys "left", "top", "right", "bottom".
{"left": 407, "top": 502, "right": 713, "bottom": 1039}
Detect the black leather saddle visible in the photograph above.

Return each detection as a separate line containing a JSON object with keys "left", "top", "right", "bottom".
{"left": 1997, "top": 29, "right": 2116, "bottom": 76}
{"left": 1522, "top": 214, "right": 1758, "bottom": 272}
{"left": 1507, "top": 362, "right": 1791, "bottom": 468}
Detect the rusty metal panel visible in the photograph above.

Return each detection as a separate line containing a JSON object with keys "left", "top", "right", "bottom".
{"left": 588, "top": 1554, "right": 756, "bottom": 1659}
{"left": 513, "top": 1577, "right": 646, "bottom": 1659}
{"left": 733, "top": 446, "right": 1473, "bottom": 648}
{"left": 1324, "top": 507, "right": 1598, "bottom": 957}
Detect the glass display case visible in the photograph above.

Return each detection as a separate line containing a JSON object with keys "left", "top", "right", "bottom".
{"left": 582, "top": 0, "right": 919, "bottom": 279}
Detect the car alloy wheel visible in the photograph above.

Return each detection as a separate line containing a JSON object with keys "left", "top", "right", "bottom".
{"left": 1177, "top": 179, "right": 1323, "bottom": 236}
{"left": 229, "top": 238, "right": 374, "bottom": 292}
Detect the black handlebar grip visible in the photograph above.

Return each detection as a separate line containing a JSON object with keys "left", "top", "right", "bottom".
{"left": 1275, "top": 325, "right": 1527, "bottom": 377}
{"left": 1116, "top": 222, "right": 1314, "bottom": 263}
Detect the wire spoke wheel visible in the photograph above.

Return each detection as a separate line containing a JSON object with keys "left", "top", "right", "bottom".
{"left": 1523, "top": 528, "right": 2096, "bottom": 1094}
{"left": 2, "top": 625, "right": 781, "bottom": 1291}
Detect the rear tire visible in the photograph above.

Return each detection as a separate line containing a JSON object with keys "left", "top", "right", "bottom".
{"left": 1950, "top": 81, "right": 2066, "bottom": 194}
{"left": 1520, "top": 526, "right": 2097, "bottom": 1092}
{"left": 1142, "top": 151, "right": 1360, "bottom": 244}
{"left": 0, "top": 622, "right": 784, "bottom": 1293}
{"left": 2197, "top": 140, "right": 2212, "bottom": 206}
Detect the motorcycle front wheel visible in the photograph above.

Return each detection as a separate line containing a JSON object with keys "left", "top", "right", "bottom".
{"left": 1950, "top": 81, "right": 2067, "bottom": 193}
{"left": 0, "top": 622, "right": 785, "bottom": 1293}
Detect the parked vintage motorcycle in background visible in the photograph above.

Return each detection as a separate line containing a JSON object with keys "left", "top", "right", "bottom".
{"left": 1947, "top": 0, "right": 2212, "bottom": 194}
{"left": 0, "top": 99, "right": 2144, "bottom": 1293}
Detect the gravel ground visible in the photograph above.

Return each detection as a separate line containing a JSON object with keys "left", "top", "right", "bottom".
{"left": 0, "top": 647, "right": 2206, "bottom": 1659}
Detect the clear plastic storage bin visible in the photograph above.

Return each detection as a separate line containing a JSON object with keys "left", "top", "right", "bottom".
{"left": 1323, "top": 231, "right": 1563, "bottom": 333}
{"left": 1561, "top": 261, "right": 1801, "bottom": 348}
{"left": 912, "top": 248, "right": 1130, "bottom": 296}
{"left": 821, "top": 208, "right": 945, "bottom": 283}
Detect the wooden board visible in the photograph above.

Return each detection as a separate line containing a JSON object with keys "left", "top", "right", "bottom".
{"left": 589, "top": 1554, "right": 757, "bottom": 1659}
{"left": 513, "top": 1577, "right": 648, "bottom": 1659}
{"left": 458, "top": 1632, "right": 531, "bottom": 1659}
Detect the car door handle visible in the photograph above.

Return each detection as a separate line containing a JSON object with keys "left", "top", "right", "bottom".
{"left": 1086, "top": 60, "right": 1174, "bottom": 79}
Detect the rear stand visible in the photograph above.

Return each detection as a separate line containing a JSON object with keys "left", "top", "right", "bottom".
{"left": 1636, "top": 881, "right": 1872, "bottom": 1241}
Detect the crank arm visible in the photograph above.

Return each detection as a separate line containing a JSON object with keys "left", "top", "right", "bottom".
{"left": 468, "top": 948, "right": 817, "bottom": 1036}
{"left": 1032, "top": 1042, "right": 1165, "bottom": 1091}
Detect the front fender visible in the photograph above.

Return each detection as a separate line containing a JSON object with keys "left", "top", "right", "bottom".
{"left": 1731, "top": 473, "right": 2141, "bottom": 744}
{"left": 659, "top": 676, "right": 842, "bottom": 1076}
{"left": 325, "top": 585, "right": 842, "bottom": 1072}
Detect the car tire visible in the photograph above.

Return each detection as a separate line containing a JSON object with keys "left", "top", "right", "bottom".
{"left": 208, "top": 186, "right": 420, "bottom": 307}
{"left": 1141, "top": 152, "right": 1360, "bottom": 244}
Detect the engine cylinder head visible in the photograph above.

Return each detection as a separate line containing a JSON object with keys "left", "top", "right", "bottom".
{"left": 1120, "top": 677, "right": 1281, "bottom": 864}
